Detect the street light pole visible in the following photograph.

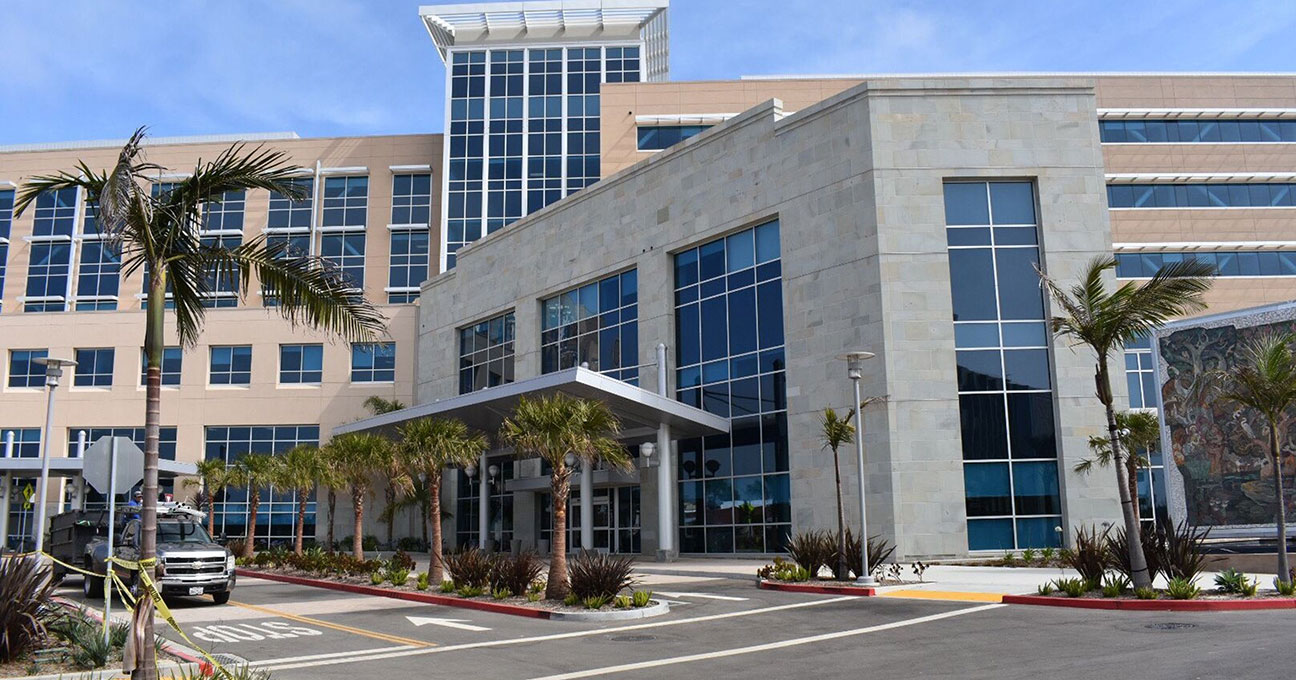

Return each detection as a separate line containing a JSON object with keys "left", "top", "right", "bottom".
{"left": 838, "top": 351, "right": 876, "bottom": 587}
{"left": 32, "top": 357, "right": 75, "bottom": 555}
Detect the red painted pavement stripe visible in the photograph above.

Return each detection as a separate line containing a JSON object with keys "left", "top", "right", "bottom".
{"left": 1002, "top": 593, "right": 1296, "bottom": 611}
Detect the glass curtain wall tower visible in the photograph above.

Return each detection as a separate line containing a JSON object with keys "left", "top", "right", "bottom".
{"left": 421, "top": 1, "right": 670, "bottom": 270}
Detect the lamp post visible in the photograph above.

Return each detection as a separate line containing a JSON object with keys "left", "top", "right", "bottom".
{"left": 32, "top": 356, "right": 76, "bottom": 555}
{"left": 838, "top": 350, "right": 875, "bottom": 586}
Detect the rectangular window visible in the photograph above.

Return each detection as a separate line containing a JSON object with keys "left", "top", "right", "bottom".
{"left": 351, "top": 343, "right": 395, "bottom": 383}
{"left": 24, "top": 242, "right": 71, "bottom": 312}
{"left": 945, "top": 181, "right": 1062, "bottom": 551}
{"left": 320, "top": 233, "right": 365, "bottom": 291}
{"left": 280, "top": 344, "right": 323, "bottom": 384}
{"left": 75, "top": 240, "right": 121, "bottom": 311}
{"left": 1115, "top": 249, "right": 1296, "bottom": 279}
{"left": 31, "top": 188, "right": 77, "bottom": 237}
{"left": 67, "top": 427, "right": 177, "bottom": 505}
{"left": 202, "top": 190, "right": 245, "bottom": 232}
{"left": 267, "top": 178, "right": 313, "bottom": 230}
{"left": 1100, "top": 118, "right": 1296, "bottom": 144}
{"left": 8, "top": 350, "right": 48, "bottom": 388}
{"left": 141, "top": 347, "right": 183, "bottom": 386}
{"left": 391, "top": 173, "right": 432, "bottom": 225}
{"left": 198, "top": 190, "right": 245, "bottom": 308}
{"left": 458, "top": 313, "right": 514, "bottom": 394}
{"left": 388, "top": 229, "right": 430, "bottom": 304}
{"left": 540, "top": 270, "right": 638, "bottom": 383}
{"left": 74, "top": 348, "right": 115, "bottom": 387}
{"left": 203, "top": 425, "right": 319, "bottom": 543}
{"left": 1108, "top": 182, "right": 1296, "bottom": 209}
{"left": 673, "top": 219, "right": 787, "bottom": 554}
{"left": 322, "top": 176, "right": 368, "bottom": 228}
{"left": 446, "top": 49, "right": 487, "bottom": 270}
{"left": 210, "top": 346, "right": 252, "bottom": 385}
{"left": 0, "top": 189, "right": 12, "bottom": 313}
{"left": 636, "top": 125, "right": 711, "bottom": 151}
{"left": 1, "top": 429, "right": 40, "bottom": 457}
{"left": 262, "top": 233, "right": 310, "bottom": 306}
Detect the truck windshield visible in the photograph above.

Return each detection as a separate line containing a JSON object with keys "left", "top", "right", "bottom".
{"left": 157, "top": 521, "right": 213, "bottom": 544}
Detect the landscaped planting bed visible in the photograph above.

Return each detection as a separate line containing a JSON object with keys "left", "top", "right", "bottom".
{"left": 756, "top": 530, "right": 927, "bottom": 591}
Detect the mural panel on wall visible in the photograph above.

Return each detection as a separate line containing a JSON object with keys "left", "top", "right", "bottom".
{"left": 1158, "top": 307, "right": 1296, "bottom": 528}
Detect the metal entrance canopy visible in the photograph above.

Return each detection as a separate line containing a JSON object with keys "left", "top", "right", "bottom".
{"left": 333, "top": 366, "right": 729, "bottom": 441}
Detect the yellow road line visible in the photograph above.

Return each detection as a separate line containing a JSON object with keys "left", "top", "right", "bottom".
{"left": 229, "top": 600, "right": 436, "bottom": 648}
{"left": 878, "top": 589, "right": 1004, "bottom": 603}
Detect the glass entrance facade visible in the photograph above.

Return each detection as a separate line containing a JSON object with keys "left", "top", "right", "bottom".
{"left": 540, "top": 486, "right": 641, "bottom": 553}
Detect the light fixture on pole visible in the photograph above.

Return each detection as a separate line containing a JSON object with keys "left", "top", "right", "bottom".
{"left": 837, "top": 350, "right": 875, "bottom": 586}
{"left": 32, "top": 356, "right": 76, "bottom": 555}
{"left": 639, "top": 441, "right": 655, "bottom": 468}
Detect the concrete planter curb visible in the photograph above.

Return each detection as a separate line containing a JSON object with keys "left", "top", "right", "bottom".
{"left": 758, "top": 579, "right": 876, "bottom": 596}
{"left": 0, "top": 661, "right": 200, "bottom": 680}
{"left": 1002, "top": 594, "right": 1296, "bottom": 611}
{"left": 549, "top": 600, "right": 669, "bottom": 621}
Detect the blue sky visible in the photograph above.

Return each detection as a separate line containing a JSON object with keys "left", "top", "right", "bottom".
{"left": 3, "top": 0, "right": 1295, "bottom": 145}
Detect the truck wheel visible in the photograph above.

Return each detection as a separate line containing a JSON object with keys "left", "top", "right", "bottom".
{"left": 83, "top": 566, "right": 104, "bottom": 599}
{"left": 212, "top": 591, "right": 231, "bottom": 605}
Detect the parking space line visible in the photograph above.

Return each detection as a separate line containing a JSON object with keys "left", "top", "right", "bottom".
{"left": 524, "top": 604, "right": 1006, "bottom": 679}
{"left": 228, "top": 601, "right": 437, "bottom": 648}
{"left": 251, "top": 645, "right": 417, "bottom": 666}
{"left": 653, "top": 591, "right": 749, "bottom": 601}
{"left": 878, "top": 589, "right": 1004, "bottom": 603}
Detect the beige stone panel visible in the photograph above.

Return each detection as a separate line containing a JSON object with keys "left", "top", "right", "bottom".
{"left": 1104, "top": 144, "right": 1296, "bottom": 174}
{"left": 1094, "top": 76, "right": 1296, "bottom": 109}
{"left": 1110, "top": 209, "right": 1296, "bottom": 242}
{"left": 1198, "top": 279, "right": 1296, "bottom": 314}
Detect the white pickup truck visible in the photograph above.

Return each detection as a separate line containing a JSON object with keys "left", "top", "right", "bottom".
{"left": 83, "top": 509, "right": 236, "bottom": 605}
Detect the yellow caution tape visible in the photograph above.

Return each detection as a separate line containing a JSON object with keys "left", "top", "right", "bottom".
{"left": 107, "top": 555, "right": 231, "bottom": 678}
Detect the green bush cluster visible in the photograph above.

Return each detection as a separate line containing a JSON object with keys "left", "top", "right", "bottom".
{"left": 439, "top": 548, "right": 545, "bottom": 598}
{"left": 1214, "top": 568, "right": 1258, "bottom": 596}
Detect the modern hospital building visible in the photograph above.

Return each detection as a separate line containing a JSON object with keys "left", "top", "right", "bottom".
{"left": 4, "top": 1, "right": 1296, "bottom": 559}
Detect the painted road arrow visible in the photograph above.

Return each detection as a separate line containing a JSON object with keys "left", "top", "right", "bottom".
{"left": 405, "top": 616, "right": 491, "bottom": 632}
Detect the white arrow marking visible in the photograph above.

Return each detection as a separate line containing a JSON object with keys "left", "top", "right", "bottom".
{"left": 653, "top": 591, "right": 749, "bottom": 602}
{"left": 405, "top": 616, "right": 491, "bottom": 632}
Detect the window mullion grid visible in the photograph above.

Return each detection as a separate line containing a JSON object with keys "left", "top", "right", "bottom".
{"left": 979, "top": 183, "right": 1020, "bottom": 550}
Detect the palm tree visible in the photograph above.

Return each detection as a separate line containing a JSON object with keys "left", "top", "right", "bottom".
{"left": 15, "top": 127, "right": 384, "bottom": 679}
{"left": 226, "top": 454, "right": 279, "bottom": 559}
{"left": 277, "top": 445, "right": 324, "bottom": 556}
{"left": 1039, "top": 256, "right": 1212, "bottom": 589}
{"left": 182, "top": 459, "right": 231, "bottom": 536}
{"left": 327, "top": 432, "right": 393, "bottom": 559}
{"left": 396, "top": 417, "right": 486, "bottom": 582}
{"left": 316, "top": 444, "right": 347, "bottom": 554}
{"left": 363, "top": 396, "right": 407, "bottom": 415}
{"left": 1210, "top": 332, "right": 1296, "bottom": 583}
{"left": 1077, "top": 410, "right": 1162, "bottom": 524}
{"left": 365, "top": 396, "right": 410, "bottom": 548}
{"left": 818, "top": 397, "right": 884, "bottom": 581}
{"left": 499, "top": 394, "right": 627, "bottom": 599}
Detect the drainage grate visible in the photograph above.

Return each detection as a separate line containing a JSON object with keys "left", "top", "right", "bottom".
{"left": 1144, "top": 622, "right": 1198, "bottom": 631}
{"left": 609, "top": 634, "right": 657, "bottom": 642}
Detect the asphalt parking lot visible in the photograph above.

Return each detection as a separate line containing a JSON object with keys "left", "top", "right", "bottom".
{"left": 57, "top": 573, "right": 1296, "bottom": 679}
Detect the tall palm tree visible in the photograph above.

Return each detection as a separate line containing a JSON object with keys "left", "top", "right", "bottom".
{"left": 327, "top": 433, "right": 393, "bottom": 559}
{"left": 227, "top": 454, "right": 279, "bottom": 559}
{"left": 396, "top": 417, "right": 486, "bottom": 582}
{"left": 182, "top": 459, "right": 231, "bottom": 536}
{"left": 277, "top": 445, "right": 324, "bottom": 556}
{"left": 818, "top": 397, "right": 884, "bottom": 581}
{"left": 1077, "top": 410, "right": 1162, "bottom": 524}
{"left": 363, "top": 396, "right": 407, "bottom": 415}
{"left": 1210, "top": 332, "right": 1296, "bottom": 583}
{"left": 316, "top": 444, "right": 347, "bottom": 554}
{"left": 1039, "top": 256, "right": 1212, "bottom": 589}
{"left": 15, "top": 127, "right": 384, "bottom": 679}
{"left": 365, "top": 396, "right": 410, "bottom": 548}
{"left": 500, "top": 394, "right": 627, "bottom": 600}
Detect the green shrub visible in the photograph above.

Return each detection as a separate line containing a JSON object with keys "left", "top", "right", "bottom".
{"left": 1040, "top": 547, "right": 1056, "bottom": 562}
{"left": 529, "top": 580, "right": 546, "bottom": 594}
{"left": 1166, "top": 577, "right": 1201, "bottom": 600}
{"left": 1021, "top": 548, "right": 1037, "bottom": 563}
{"left": 440, "top": 579, "right": 456, "bottom": 593}
{"left": 563, "top": 592, "right": 579, "bottom": 607}
{"left": 387, "top": 567, "right": 411, "bottom": 587}
{"left": 444, "top": 547, "right": 493, "bottom": 589}
{"left": 492, "top": 587, "right": 511, "bottom": 600}
{"left": 786, "top": 530, "right": 834, "bottom": 577}
{"left": 1001, "top": 551, "right": 1016, "bottom": 566}
{"left": 1273, "top": 578, "right": 1296, "bottom": 596}
{"left": 1134, "top": 587, "right": 1158, "bottom": 600}
{"left": 389, "top": 549, "right": 417, "bottom": 573}
{"left": 1214, "top": 568, "right": 1257, "bottom": 596}
{"left": 1160, "top": 520, "right": 1210, "bottom": 584}
{"left": 456, "top": 585, "right": 484, "bottom": 598}
{"left": 1066, "top": 525, "right": 1110, "bottom": 584}
{"left": 1105, "top": 524, "right": 1163, "bottom": 584}
{"left": 568, "top": 550, "right": 636, "bottom": 601}
{"left": 416, "top": 573, "right": 430, "bottom": 591}
{"left": 525, "top": 591, "right": 542, "bottom": 603}
{"left": 1036, "top": 582, "right": 1055, "bottom": 596}
{"left": 631, "top": 590, "right": 652, "bottom": 608}
{"left": 0, "top": 556, "right": 54, "bottom": 662}
{"left": 1054, "top": 577, "right": 1088, "bottom": 598}
{"left": 370, "top": 571, "right": 385, "bottom": 586}
{"left": 582, "top": 595, "right": 610, "bottom": 610}
{"left": 396, "top": 537, "right": 429, "bottom": 552}
{"left": 489, "top": 551, "right": 544, "bottom": 597}
{"left": 614, "top": 595, "right": 632, "bottom": 609}
{"left": 1100, "top": 574, "right": 1131, "bottom": 598}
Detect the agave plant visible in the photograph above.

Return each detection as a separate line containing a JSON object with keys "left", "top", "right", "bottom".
{"left": 0, "top": 556, "right": 55, "bottom": 662}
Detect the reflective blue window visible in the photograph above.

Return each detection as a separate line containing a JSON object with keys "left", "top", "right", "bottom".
{"left": 8, "top": 350, "right": 47, "bottom": 388}
{"left": 75, "top": 240, "right": 120, "bottom": 311}
{"left": 31, "top": 188, "right": 77, "bottom": 237}
{"left": 202, "top": 190, "right": 245, "bottom": 232}
{"left": 141, "top": 347, "right": 182, "bottom": 386}
{"left": 320, "top": 233, "right": 365, "bottom": 291}
{"left": 541, "top": 270, "right": 638, "bottom": 384}
{"left": 322, "top": 176, "right": 368, "bottom": 228}
{"left": 203, "top": 425, "right": 318, "bottom": 544}
{"left": 351, "top": 343, "right": 395, "bottom": 383}
{"left": 262, "top": 234, "right": 310, "bottom": 307}
{"left": 1115, "top": 250, "right": 1296, "bottom": 278}
{"left": 636, "top": 125, "right": 712, "bottom": 151}
{"left": 66, "top": 427, "right": 177, "bottom": 507}
{"left": 267, "top": 178, "right": 313, "bottom": 229}
{"left": 210, "top": 346, "right": 252, "bottom": 385}
{"left": 946, "top": 181, "right": 1060, "bottom": 550}
{"left": 24, "top": 242, "right": 71, "bottom": 312}
{"left": 458, "top": 313, "right": 514, "bottom": 394}
{"left": 0, "top": 190, "right": 12, "bottom": 313}
{"left": 280, "top": 344, "right": 323, "bottom": 384}
{"left": 73, "top": 348, "right": 114, "bottom": 387}
{"left": 388, "top": 230, "right": 430, "bottom": 304}
{"left": 674, "top": 220, "right": 786, "bottom": 552}
{"left": 1108, "top": 183, "right": 1296, "bottom": 209}
{"left": 391, "top": 173, "right": 432, "bottom": 225}
{"left": 1101, "top": 119, "right": 1296, "bottom": 144}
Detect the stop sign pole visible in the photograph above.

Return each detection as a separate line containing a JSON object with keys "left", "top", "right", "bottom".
{"left": 103, "top": 437, "right": 118, "bottom": 643}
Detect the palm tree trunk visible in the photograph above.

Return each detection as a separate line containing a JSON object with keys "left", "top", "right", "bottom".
{"left": 294, "top": 489, "right": 307, "bottom": 556}
{"left": 326, "top": 488, "right": 337, "bottom": 553}
{"left": 428, "top": 473, "right": 443, "bottom": 582}
{"left": 1100, "top": 361, "right": 1152, "bottom": 590}
{"left": 1126, "top": 457, "right": 1142, "bottom": 525}
{"left": 243, "top": 488, "right": 259, "bottom": 559}
{"left": 1270, "top": 423, "right": 1291, "bottom": 582}
{"left": 385, "top": 485, "right": 396, "bottom": 549}
{"left": 832, "top": 445, "right": 847, "bottom": 580}
{"left": 132, "top": 274, "right": 166, "bottom": 680}
{"left": 206, "top": 494, "right": 216, "bottom": 537}
{"left": 546, "top": 468, "right": 571, "bottom": 600}
{"left": 352, "top": 487, "right": 365, "bottom": 560}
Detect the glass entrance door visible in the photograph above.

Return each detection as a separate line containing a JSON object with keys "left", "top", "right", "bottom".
{"left": 541, "top": 486, "right": 641, "bottom": 553}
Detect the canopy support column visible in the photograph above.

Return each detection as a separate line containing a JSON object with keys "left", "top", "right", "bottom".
{"left": 580, "top": 462, "right": 593, "bottom": 551}
{"left": 478, "top": 452, "right": 489, "bottom": 550}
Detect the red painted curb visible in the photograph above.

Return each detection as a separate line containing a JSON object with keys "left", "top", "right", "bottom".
{"left": 1002, "top": 594, "right": 1296, "bottom": 611}
{"left": 238, "top": 568, "right": 552, "bottom": 619}
{"left": 759, "top": 580, "right": 876, "bottom": 596}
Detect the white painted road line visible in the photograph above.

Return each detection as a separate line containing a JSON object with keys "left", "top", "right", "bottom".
{"left": 249, "top": 645, "right": 417, "bottom": 666}
{"left": 406, "top": 616, "right": 491, "bottom": 632}
{"left": 653, "top": 591, "right": 749, "bottom": 601}
{"left": 259, "top": 596, "right": 860, "bottom": 672}
{"left": 524, "top": 604, "right": 1007, "bottom": 679}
